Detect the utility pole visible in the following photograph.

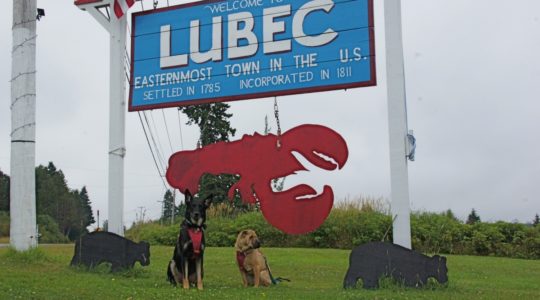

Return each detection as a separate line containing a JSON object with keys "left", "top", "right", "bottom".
{"left": 171, "top": 189, "right": 176, "bottom": 225}
{"left": 10, "top": 0, "right": 38, "bottom": 251}
{"left": 136, "top": 206, "right": 146, "bottom": 224}
{"left": 75, "top": 0, "right": 127, "bottom": 236}
{"left": 384, "top": 0, "right": 412, "bottom": 249}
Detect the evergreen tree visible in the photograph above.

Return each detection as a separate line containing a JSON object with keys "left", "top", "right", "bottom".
{"left": 181, "top": 103, "right": 236, "bottom": 146}
{"left": 78, "top": 186, "right": 95, "bottom": 229}
{"left": 161, "top": 189, "right": 175, "bottom": 222}
{"left": 264, "top": 115, "right": 271, "bottom": 135}
{"left": 35, "top": 162, "right": 94, "bottom": 240}
{"left": 0, "top": 163, "right": 94, "bottom": 240}
{"left": 176, "top": 200, "right": 186, "bottom": 220}
{"left": 180, "top": 103, "right": 242, "bottom": 206}
{"left": 36, "top": 162, "right": 71, "bottom": 231}
{"left": 466, "top": 208, "right": 481, "bottom": 225}
{"left": 533, "top": 213, "right": 539, "bottom": 227}
{"left": 0, "top": 170, "right": 9, "bottom": 212}
{"left": 444, "top": 209, "right": 459, "bottom": 222}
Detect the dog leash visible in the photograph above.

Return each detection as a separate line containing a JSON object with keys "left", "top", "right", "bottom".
{"left": 264, "top": 256, "right": 290, "bottom": 284}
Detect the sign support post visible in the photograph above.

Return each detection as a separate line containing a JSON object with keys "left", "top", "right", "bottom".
{"left": 384, "top": 0, "right": 412, "bottom": 249}
{"left": 10, "top": 0, "right": 38, "bottom": 251}
{"left": 75, "top": 0, "right": 126, "bottom": 236}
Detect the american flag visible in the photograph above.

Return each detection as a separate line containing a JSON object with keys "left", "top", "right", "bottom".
{"left": 113, "top": 0, "right": 135, "bottom": 19}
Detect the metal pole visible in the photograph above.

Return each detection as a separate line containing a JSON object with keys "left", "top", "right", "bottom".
{"left": 107, "top": 13, "right": 127, "bottom": 236}
{"left": 10, "top": 0, "right": 38, "bottom": 251}
{"left": 384, "top": 0, "right": 412, "bottom": 249}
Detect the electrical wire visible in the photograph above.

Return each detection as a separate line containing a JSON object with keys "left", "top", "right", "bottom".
{"left": 177, "top": 109, "right": 185, "bottom": 150}
{"left": 137, "top": 111, "right": 169, "bottom": 190}
{"left": 161, "top": 109, "right": 175, "bottom": 154}
{"left": 143, "top": 111, "right": 166, "bottom": 175}
{"left": 148, "top": 110, "right": 168, "bottom": 167}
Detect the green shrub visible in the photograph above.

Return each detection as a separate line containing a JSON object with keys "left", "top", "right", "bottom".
{"left": 411, "top": 211, "right": 464, "bottom": 254}
{"left": 126, "top": 222, "right": 177, "bottom": 245}
{"left": 0, "top": 213, "right": 69, "bottom": 243}
{"left": 37, "top": 215, "right": 69, "bottom": 243}
{"left": 310, "top": 209, "right": 391, "bottom": 248}
{"left": 124, "top": 208, "right": 540, "bottom": 259}
{"left": 0, "top": 211, "right": 9, "bottom": 237}
{"left": 2, "top": 246, "right": 51, "bottom": 264}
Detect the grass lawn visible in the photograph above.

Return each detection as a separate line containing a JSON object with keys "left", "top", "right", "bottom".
{"left": 1, "top": 245, "right": 539, "bottom": 299}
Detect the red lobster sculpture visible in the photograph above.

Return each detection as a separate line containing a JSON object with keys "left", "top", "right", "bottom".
{"left": 166, "top": 124, "right": 349, "bottom": 234}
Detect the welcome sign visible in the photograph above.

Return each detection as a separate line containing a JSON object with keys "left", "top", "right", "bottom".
{"left": 129, "top": 0, "right": 375, "bottom": 111}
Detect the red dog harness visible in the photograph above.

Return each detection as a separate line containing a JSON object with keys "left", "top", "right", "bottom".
{"left": 188, "top": 228, "right": 203, "bottom": 257}
{"left": 236, "top": 251, "right": 247, "bottom": 272}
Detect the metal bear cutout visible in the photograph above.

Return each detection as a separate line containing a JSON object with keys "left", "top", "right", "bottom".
{"left": 343, "top": 242, "right": 449, "bottom": 289}
{"left": 166, "top": 124, "right": 349, "bottom": 234}
{"left": 70, "top": 231, "right": 150, "bottom": 272}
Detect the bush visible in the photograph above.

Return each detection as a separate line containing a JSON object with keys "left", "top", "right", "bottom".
{"left": 37, "top": 215, "right": 69, "bottom": 243}
{"left": 126, "top": 221, "right": 178, "bottom": 245}
{"left": 0, "top": 213, "right": 69, "bottom": 243}
{"left": 0, "top": 211, "right": 9, "bottom": 237}
{"left": 124, "top": 208, "right": 540, "bottom": 259}
{"left": 411, "top": 211, "right": 464, "bottom": 254}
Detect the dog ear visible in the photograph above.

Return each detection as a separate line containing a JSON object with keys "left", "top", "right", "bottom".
{"left": 204, "top": 194, "right": 213, "bottom": 209}
{"left": 184, "top": 189, "right": 192, "bottom": 205}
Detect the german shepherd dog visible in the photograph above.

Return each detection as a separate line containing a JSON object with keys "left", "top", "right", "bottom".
{"left": 167, "top": 189, "right": 212, "bottom": 289}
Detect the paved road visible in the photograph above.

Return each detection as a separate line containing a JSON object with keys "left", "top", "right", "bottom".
{"left": 0, "top": 243, "right": 71, "bottom": 248}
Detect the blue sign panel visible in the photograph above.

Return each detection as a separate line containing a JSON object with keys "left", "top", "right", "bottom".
{"left": 129, "top": 0, "right": 375, "bottom": 111}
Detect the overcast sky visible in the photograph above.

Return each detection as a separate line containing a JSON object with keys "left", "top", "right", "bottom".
{"left": 1, "top": 0, "right": 539, "bottom": 228}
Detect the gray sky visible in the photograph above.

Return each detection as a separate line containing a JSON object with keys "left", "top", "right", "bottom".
{"left": 1, "top": 0, "right": 539, "bottom": 228}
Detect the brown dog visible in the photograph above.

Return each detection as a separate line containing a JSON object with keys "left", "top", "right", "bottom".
{"left": 235, "top": 230, "right": 272, "bottom": 287}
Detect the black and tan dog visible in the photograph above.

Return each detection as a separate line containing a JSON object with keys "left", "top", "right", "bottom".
{"left": 235, "top": 229, "right": 273, "bottom": 287}
{"left": 167, "top": 190, "right": 212, "bottom": 289}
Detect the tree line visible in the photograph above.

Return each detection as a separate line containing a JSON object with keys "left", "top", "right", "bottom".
{"left": 0, "top": 162, "right": 95, "bottom": 242}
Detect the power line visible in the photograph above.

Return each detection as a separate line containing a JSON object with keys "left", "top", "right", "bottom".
{"left": 148, "top": 110, "right": 168, "bottom": 168}
{"left": 137, "top": 111, "right": 168, "bottom": 190}
{"left": 161, "top": 109, "right": 174, "bottom": 154}
{"left": 177, "top": 108, "right": 185, "bottom": 150}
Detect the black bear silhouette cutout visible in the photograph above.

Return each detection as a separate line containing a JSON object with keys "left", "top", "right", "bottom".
{"left": 70, "top": 231, "right": 150, "bottom": 272}
{"left": 343, "top": 242, "right": 448, "bottom": 289}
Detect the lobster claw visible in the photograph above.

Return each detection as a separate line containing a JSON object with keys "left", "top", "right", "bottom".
{"left": 253, "top": 125, "right": 349, "bottom": 234}
{"left": 280, "top": 124, "right": 348, "bottom": 171}
{"left": 257, "top": 185, "right": 334, "bottom": 235}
